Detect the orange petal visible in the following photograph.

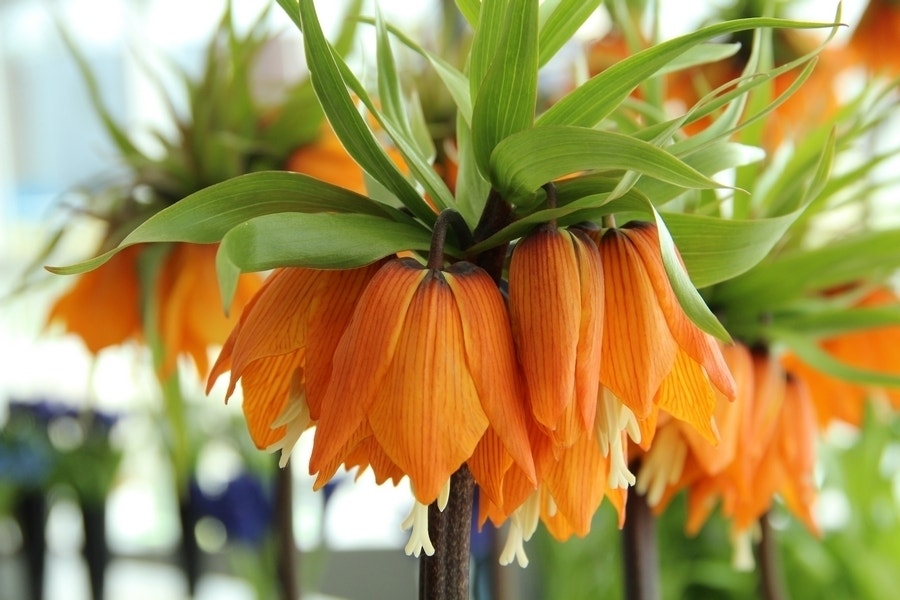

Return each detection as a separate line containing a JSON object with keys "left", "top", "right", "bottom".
{"left": 448, "top": 262, "right": 535, "bottom": 483}
{"left": 509, "top": 227, "right": 581, "bottom": 433}
{"left": 572, "top": 229, "right": 604, "bottom": 436}
{"left": 47, "top": 245, "right": 143, "bottom": 353}
{"left": 654, "top": 349, "right": 718, "bottom": 444}
{"left": 367, "top": 269, "right": 489, "bottom": 504}
{"left": 777, "top": 375, "right": 820, "bottom": 535}
{"left": 303, "top": 263, "right": 385, "bottom": 417}
{"left": 541, "top": 431, "right": 610, "bottom": 537}
{"left": 308, "top": 260, "right": 423, "bottom": 484}
{"left": 238, "top": 350, "right": 304, "bottom": 448}
{"left": 596, "top": 228, "right": 678, "bottom": 417}
{"left": 625, "top": 223, "right": 735, "bottom": 399}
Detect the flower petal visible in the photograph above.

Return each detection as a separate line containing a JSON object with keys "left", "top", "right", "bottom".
{"left": 448, "top": 262, "right": 536, "bottom": 484}
{"left": 509, "top": 227, "right": 581, "bottom": 433}
{"left": 308, "top": 260, "right": 423, "bottom": 483}
{"left": 597, "top": 228, "right": 678, "bottom": 417}
{"left": 367, "top": 270, "right": 489, "bottom": 504}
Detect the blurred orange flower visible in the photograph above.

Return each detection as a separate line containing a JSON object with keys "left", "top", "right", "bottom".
{"left": 48, "top": 243, "right": 261, "bottom": 378}
{"left": 781, "top": 286, "right": 900, "bottom": 428}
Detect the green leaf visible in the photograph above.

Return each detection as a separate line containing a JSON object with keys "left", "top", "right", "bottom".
{"left": 713, "top": 229, "right": 900, "bottom": 311}
{"left": 455, "top": 0, "right": 481, "bottom": 27}
{"left": 637, "top": 142, "right": 764, "bottom": 207}
{"left": 775, "top": 305, "right": 900, "bottom": 338}
{"left": 364, "top": 19, "right": 474, "bottom": 125}
{"left": 491, "top": 126, "right": 726, "bottom": 205}
{"left": 215, "top": 212, "right": 438, "bottom": 308}
{"left": 770, "top": 327, "right": 900, "bottom": 389}
{"left": 652, "top": 209, "right": 731, "bottom": 341}
{"left": 454, "top": 113, "right": 492, "bottom": 228}
{"left": 46, "top": 171, "right": 406, "bottom": 275}
{"left": 471, "top": 0, "right": 539, "bottom": 175}
{"left": 538, "top": 0, "right": 604, "bottom": 67}
{"left": 662, "top": 210, "right": 801, "bottom": 289}
{"left": 293, "top": 0, "right": 437, "bottom": 225}
{"left": 468, "top": 0, "right": 510, "bottom": 94}
{"left": 537, "top": 15, "right": 837, "bottom": 128}
{"left": 656, "top": 43, "right": 742, "bottom": 76}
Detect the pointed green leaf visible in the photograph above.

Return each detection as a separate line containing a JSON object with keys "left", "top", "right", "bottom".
{"left": 215, "top": 212, "right": 438, "bottom": 307}
{"left": 662, "top": 209, "right": 801, "bottom": 289}
{"left": 713, "top": 229, "right": 900, "bottom": 311}
{"left": 468, "top": 0, "right": 510, "bottom": 94}
{"left": 46, "top": 171, "right": 407, "bottom": 275}
{"left": 293, "top": 0, "right": 437, "bottom": 225}
{"left": 471, "top": 0, "right": 539, "bottom": 175}
{"left": 775, "top": 305, "right": 900, "bottom": 338}
{"left": 455, "top": 0, "right": 481, "bottom": 27}
{"left": 538, "top": 0, "right": 604, "bottom": 67}
{"left": 491, "top": 126, "right": 726, "bottom": 204}
{"left": 537, "top": 15, "right": 837, "bottom": 128}
{"left": 653, "top": 210, "right": 731, "bottom": 341}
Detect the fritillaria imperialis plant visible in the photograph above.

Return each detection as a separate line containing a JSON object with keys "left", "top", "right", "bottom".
{"left": 47, "top": 0, "right": 900, "bottom": 598}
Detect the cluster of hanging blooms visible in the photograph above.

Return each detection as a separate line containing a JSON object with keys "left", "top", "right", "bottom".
{"left": 46, "top": 0, "right": 900, "bottom": 585}
{"left": 208, "top": 205, "right": 736, "bottom": 563}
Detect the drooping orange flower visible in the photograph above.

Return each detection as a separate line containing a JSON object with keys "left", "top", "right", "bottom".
{"left": 308, "top": 258, "right": 535, "bottom": 507}
{"left": 588, "top": 222, "right": 735, "bottom": 433}
{"left": 207, "top": 262, "right": 386, "bottom": 454}
{"left": 644, "top": 346, "right": 819, "bottom": 567}
{"left": 47, "top": 242, "right": 261, "bottom": 378}
{"left": 47, "top": 244, "right": 143, "bottom": 354}
{"left": 848, "top": 0, "right": 900, "bottom": 77}
{"left": 781, "top": 286, "right": 900, "bottom": 428}
{"left": 508, "top": 225, "right": 603, "bottom": 448}
{"left": 635, "top": 343, "right": 751, "bottom": 511}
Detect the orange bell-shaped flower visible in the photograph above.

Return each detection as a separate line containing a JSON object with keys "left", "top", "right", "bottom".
{"left": 508, "top": 225, "right": 604, "bottom": 447}
{"left": 589, "top": 222, "right": 735, "bottom": 435}
{"left": 207, "top": 262, "right": 383, "bottom": 457}
{"left": 308, "top": 258, "right": 535, "bottom": 506}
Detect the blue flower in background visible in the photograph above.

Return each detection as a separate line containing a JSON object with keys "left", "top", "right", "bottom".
{"left": 190, "top": 471, "right": 273, "bottom": 547}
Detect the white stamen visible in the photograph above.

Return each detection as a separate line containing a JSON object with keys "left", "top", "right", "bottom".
{"left": 265, "top": 369, "right": 312, "bottom": 468}
{"left": 730, "top": 526, "right": 757, "bottom": 571}
{"left": 499, "top": 520, "right": 529, "bottom": 567}
{"left": 499, "top": 491, "right": 542, "bottom": 568}
{"left": 544, "top": 493, "right": 558, "bottom": 518}
{"left": 596, "top": 388, "right": 640, "bottom": 489}
{"left": 437, "top": 479, "right": 451, "bottom": 512}
{"left": 401, "top": 500, "right": 435, "bottom": 557}
{"left": 609, "top": 431, "right": 636, "bottom": 489}
{"left": 635, "top": 426, "right": 687, "bottom": 507}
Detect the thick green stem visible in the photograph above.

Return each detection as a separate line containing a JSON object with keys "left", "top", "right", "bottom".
{"left": 622, "top": 487, "right": 660, "bottom": 600}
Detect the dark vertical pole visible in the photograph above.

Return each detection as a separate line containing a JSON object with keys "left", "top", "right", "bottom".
{"left": 81, "top": 500, "right": 108, "bottom": 600}
{"left": 621, "top": 488, "right": 660, "bottom": 600}
{"left": 758, "top": 512, "right": 787, "bottom": 600}
{"left": 179, "top": 494, "right": 200, "bottom": 597}
{"left": 276, "top": 461, "right": 299, "bottom": 600}
{"left": 17, "top": 491, "right": 47, "bottom": 600}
